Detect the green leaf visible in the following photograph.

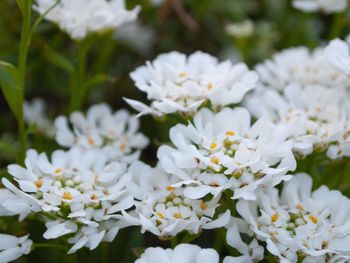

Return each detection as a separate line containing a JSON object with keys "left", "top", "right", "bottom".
{"left": 0, "top": 61, "right": 21, "bottom": 119}
{"left": 43, "top": 45, "right": 75, "bottom": 74}
{"left": 15, "top": 0, "right": 25, "bottom": 12}
{"left": 0, "top": 141, "right": 17, "bottom": 160}
{"left": 83, "top": 73, "right": 112, "bottom": 91}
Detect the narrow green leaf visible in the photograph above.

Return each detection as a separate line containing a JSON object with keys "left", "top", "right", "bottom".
{"left": 84, "top": 73, "right": 112, "bottom": 91}
{"left": 15, "top": 0, "right": 25, "bottom": 12}
{"left": 0, "top": 61, "right": 21, "bottom": 119}
{"left": 30, "top": 0, "right": 61, "bottom": 38}
{"left": 43, "top": 45, "right": 75, "bottom": 74}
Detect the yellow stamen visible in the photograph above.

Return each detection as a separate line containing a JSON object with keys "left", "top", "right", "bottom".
{"left": 210, "top": 142, "right": 218, "bottom": 149}
{"left": 156, "top": 212, "right": 165, "bottom": 219}
{"left": 119, "top": 143, "right": 126, "bottom": 150}
{"left": 210, "top": 156, "right": 219, "bottom": 165}
{"left": 210, "top": 182, "right": 219, "bottom": 187}
{"left": 226, "top": 131, "right": 235, "bottom": 136}
{"left": 166, "top": 186, "right": 175, "bottom": 191}
{"left": 179, "top": 72, "right": 187, "bottom": 78}
{"left": 271, "top": 213, "right": 279, "bottom": 223}
{"left": 62, "top": 191, "right": 73, "bottom": 200}
{"left": 173, "top": 212, "right": 182, "bottom": 219}
{"left": 296, "top": 203, "right": 304, "bottom": 210}
{"left": 54, "top": 168, "right": 62, "bottom": 174}
{"left": 34, "top": 179, "right": 43, "bottom": 188}
{"left": 200, "top": 201, "right": 208, "bottom": 210}
{"left": 88, "top": 137, "right": 95, "bottom": 145}
{"left": 207, "top": 82, "right": 213, "bottom": 90}
{"left": 309, "top": 215, "right": 318, "bottom": 224}
{"left": 90, "top": 194, "right": 97, "bottom": 200}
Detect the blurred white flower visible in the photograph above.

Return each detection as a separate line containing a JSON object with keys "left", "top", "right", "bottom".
{"left": 55, "top": 103, "right": 149, "bottom": 163}
{"left": 225, "top": 20, "right": 254, "bottom": 38}
{"left": 125, "top": 162, "right": 230, "bottom": 237}
{"left": 224, "top": 223, "right": 264, "bottom": 263}
{"left": 0, "top": 234, "right": 32, "bottom": 263}
{"left": 237, "top": 173, "right": 350, "bottom": 263}
{"left": 292, "top": 0, "right": 347, "bottom": 13}
{"left": 125, "top": 51, "right": 258, "bottom": 117}
{"left": 34, "top": 0, "right": 140, "bottom": 40}
{"left": 149, "top": 0, "right": 165, "bottom": 7}
{"left": 115, "top": 21, "right": 155, "bottom": 54}
{"left": 324, "top": 38, "right": 350, "bottom": 75}
{"left": 256, "top": 47, "right": 350, "bottom": 91}
{"left": 24, "top": 98, "right": 54, "bottom": 137}
{"left": 246, "top": 84, "right": 350, "bottom": 159}
{"left": 2, "top": 148, "right": 133, "bottom": 253}
{"left": 135, "top": 244, "right": 219, "bottom": 263}
{"left": 157, "top": 107, "right": 296, "bottom": 201}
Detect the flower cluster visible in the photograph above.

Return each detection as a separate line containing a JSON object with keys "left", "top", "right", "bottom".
{"left": 236, "top": 173, "right": 350, "bottom": 262}
{"left": 135, "top": 244, "right": 219, "bottom": 263}
{"left": 34, "top": 0, "right": 140, "bottom": 40}
{"left": 55, "top": 103, "right": 149, "bottom": 163}
{"left": 247, "top": 46, "right": 350, "bottom": 159}
{"left": 0, "top": 234, "right": 32, "bottom": 263}
{"left": 125, "top": 162, "right": 230, "bottom": 238}
{"left": 158, "top": 107, "right": 296, "bottom": 200}
{"left": 256, "top": 47, "right": 350, "bottom": 91}
{"left": 2, "top": 148, "right": 133, "bottom": 253}
{"left": 292, "top": 0, "right": 348, "bottom": 13}
{"left": 125, "top": 51, "right": 258, "bottom": 117}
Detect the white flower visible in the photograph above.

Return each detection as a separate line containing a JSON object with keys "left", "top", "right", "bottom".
{"left": 135, "top": 244, "right": 219, "bottom": 263}
{"left": 236, "top": 173, "right": 350, "bottom": 263}
{"left": 125, "top": 51, "right": 258, "bottom": 117}
{"left": 125, "top": 163, "right": 230, "bottom": 238}
{"left": 55, "top": 103, "right": 149, "bottom": 163}
{"left": 114, "top": 21, "right": 155, "bottom": 54}
{"left": 225, "top": 20, "right": 254, "bottom": 38}
{"left": 256, "top": 47, "right": 350, "bottom": 91}
{"left": 324, "top": 38, "right": 350, "bottom": 75}
{"left": 34, "top": 0, "right": 140, "bottom": 40}
{"left": 0, "top": 234, "right": 32, "bottom": 263}
{"left": 246, "top": 84, "right": 350, "bottom": 159}
{"left": 0, "top": 189, "right": 32, "bottom": 220}
{"left": 292, "top": 0, "right": 347, "bottom": 13}
{"left": 2, "top": 148, "right": 134, "bottom": 253}
{"left": 224, "top": 221, "right": 264, "bottom": 263}
{"left": 157, "top": 107, "right": 296, "bottom": 201}
{"left": 24, "top": 98, "right": 54, "bottom": 137}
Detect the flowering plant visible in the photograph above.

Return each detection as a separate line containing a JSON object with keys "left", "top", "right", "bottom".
{"left": 0, "top": 0, "right": 350, "bottom": 262}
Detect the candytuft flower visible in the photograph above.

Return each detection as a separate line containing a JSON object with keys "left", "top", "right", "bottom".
{"left": 324, "top": 38, "right": 350, "bottom": 75}
{"left": 55, "top": 103, "right": 149, "bottom": 163}
{"left": 246, "top": 84, "right": 350, "bottom": 159}
{"left": 2, "top": 148, "right": 134, "bottom": 253}
{"left": 292, "top": 0, "right": 347, "bottom": 13}
{"left": 256, "top": 46, "right": 350, "bottom": 91}
{"left": 236, "top": 173, "right": 350, "bottom": 262}
{"left": 157, "top": 107, "right": 296, "bottom": 201}
{"left": 24, "top": 98, "right": 54, "bottom": 137}
{"left": 0, "top": 234, "right": 32, "bottom": 263}
{"left": 125, "top": 162, "right": 230, "bottom": 238}
{"left": 125, "top": 51, "right": 258, "bottom": 117}
{"left": 34, "top": 0, "right": 140, "bottom": 40}
{"left": 135, "top": 244, "right": 219, "bottom": 263}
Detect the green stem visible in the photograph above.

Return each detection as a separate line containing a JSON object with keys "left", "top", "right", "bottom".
{"left": 33, "top": 243, "right": 67, "bottom": 251}
{"left": 328, "top": 12, "right": 347, "bottom": 40}
{"left": 16, "top": 0, "right": 32, "bottom": 164}
{"left": 69, "top": 41, "right": 90, "bottom": 112}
